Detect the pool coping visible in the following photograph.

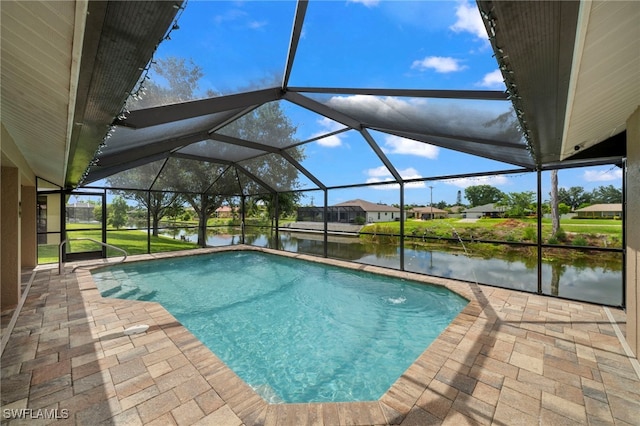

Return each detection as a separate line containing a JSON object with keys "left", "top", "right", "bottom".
{"left": 71, "top": 245, "right": 489, "bottom": 424}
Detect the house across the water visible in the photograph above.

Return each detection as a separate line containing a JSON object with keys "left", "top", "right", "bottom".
{"left": 462, "top": 203, "right": 507, "bottom": 219}
{"left": 574, "top": 203, "right": 622, "bottom": 219}
{"left": 297, "top": 199, "right": 406, "bottom": 223}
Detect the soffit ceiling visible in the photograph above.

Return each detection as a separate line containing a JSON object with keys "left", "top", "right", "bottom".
{"left": 560, "top": 1, "right": 639, "bottom": 160}
{"left": 0, "top": 1, "right": 181, "bottom": 188}
{"left": 1, "top": 0, "right": 79, "bottom": 185}
{"left": 479, "top": 0, "right": 639, "bottom": 166}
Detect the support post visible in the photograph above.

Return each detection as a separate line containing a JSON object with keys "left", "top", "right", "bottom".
{"left": 625, "top": 106, "right": 640, "bottom": 358}
{"left": 147, "top": 191, "right": 151, "bottom": 253}
{"left": 324, "top": 190, "right": 328, "bottom": 258}
{"left": 274, "top": 193, "right": 279, "bottom": 251}
{"left": 537, "top": 170, "right": 543, "bottom": 294}
{"left": 400, "top": 183, "right": 405, "bottom": 271}
{"left": 241, "top": 195, "right": 246, "bottom": 245}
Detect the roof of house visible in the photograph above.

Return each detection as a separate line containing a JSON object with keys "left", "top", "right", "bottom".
{"left": 411, "top": 206, "right": 448, "bottom": 214}
{"left": 215, "top": 206, "right": 234, "bottom": 212}
{"left": 462, "top": 203, "right": 507, "bottom": 213}
{"left": 332, "top": 199, "right": 400, "bottom": 212}
{"left": 575, "top": 204, "right": 622, "bottom": 212}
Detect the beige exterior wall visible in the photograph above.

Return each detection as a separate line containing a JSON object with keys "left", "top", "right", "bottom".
{"left": 21, "top": 185, "right": 37, "bottom": 267}
{"left": 43, "top": 192, "right": 62, "bottom": 245}
{"left": 1, "top": 167, "right": 21, "bottom": 310}
{"left": 366, "top": 210, "right": 406, "bottom": 223}
{"left": 626, "top": 106, "right": 640, "bottom": 359}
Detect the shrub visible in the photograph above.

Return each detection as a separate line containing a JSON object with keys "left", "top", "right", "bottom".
{"left": 572, "top": 236, "right": 588, "bottom": 246}
{"left": 522, "top": 226, "right": 537, "bottom": 242}
{"left": 554, "top": 227, "right": 567, "bottom": 242}
{"left": 354, "top": 216, "right": 366, "bottom": 225}
{"left": 547, "top": 236, "right": 559, "bottom": 245}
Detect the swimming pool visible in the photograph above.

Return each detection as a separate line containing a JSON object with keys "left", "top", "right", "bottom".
{"left": 92, "top": 251, "right": 468, "bottom": 403}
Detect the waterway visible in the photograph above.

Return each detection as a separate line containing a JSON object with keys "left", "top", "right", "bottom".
{"left": 162, "top": 227, "right": 623, "bottom": 307}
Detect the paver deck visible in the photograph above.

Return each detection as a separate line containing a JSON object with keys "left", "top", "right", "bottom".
{"left": 2, "top": 245, "right": 639, "bottom": 425}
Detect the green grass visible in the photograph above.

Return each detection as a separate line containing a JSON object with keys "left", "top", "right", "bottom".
{"left": 361, "top": 217, "right": 622, "bottom": 247}
{"left": 39, "top": 228, "right": 197, "bottom": 264}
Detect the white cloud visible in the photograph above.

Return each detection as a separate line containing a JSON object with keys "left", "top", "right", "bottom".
{"left": 583, "top": 168, "right": 623, "bottom": 182}
{"left": 365, "top": 167, "right": 426, "bottom": 190}
{"left": 248, "top": 20, "right": 268, "bottom": 30}
{"left": 313, "top": 117, "right": 346, "bottom": 148}
{"left": 325, "top": 95, "right": 511, "bottom": 140}
{"left": 399, "top": 167, "right": 422, "bottom": 180}
{"left": 316, "top": 135, "right": 342, "bottom": 147}
{"left": 327, "top": 95, "right": 426, "bottom": 116}
{"left": 213, "top": 9, "right": 266, "bottom": 30}
{"left": 382, "top": 135, "right": 439, "bottom": 159}
{"left": 444, "top": 175, "right": 509, "bottom": 189}
{"left": 411, "top": 56, "right": 467, "bottom": 73}
{"left": 449, "top": 1, "right": 487, "bottom": 39}
{"left": 478, "top": 69, "right": 504, "bottom": 89}
{"left": 367, "top": 166, "right": 391, "bottom": 178}
{"left": 213, "top": 9, "right": 247, "bottom": 25}
{"left": 348, "top": 0, "right": 380, "bottom": 7}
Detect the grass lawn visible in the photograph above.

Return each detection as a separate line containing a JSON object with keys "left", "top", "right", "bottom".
{"left": 362, "top": 217, "right": 622, "bottom": 247}
{"left": 39, "top": 227, "right": 197, "bottom": 264}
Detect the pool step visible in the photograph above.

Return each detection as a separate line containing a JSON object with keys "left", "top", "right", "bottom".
{"left": 137, "top": 290, "right": 158, "bottom": 301}
{"left": 100, "top": 284, "right": 121, "bottom": 297}
{"left": 118, "top": 286, "right": 141, "bottom": 299}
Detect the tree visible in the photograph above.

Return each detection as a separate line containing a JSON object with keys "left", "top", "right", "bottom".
{"left": 558, "top": 203, "right": 571, "bottom": 215}
{"left": 130, "top": 57, "right": 204, "bottom": 109}
{"left": 93, "top": 204, "right": 102, "bottom": 222}
{"left": 435, "top": 200, "right": 448, "bottom": 210}
{"left": 497, "top": 191, "right": 535, "bottom": 218}
{"left": 123, "top": 56, "right": 304, "bottom": 246}
{"left": 254, "top": 192, "right": 302, "bottom": 227}
{"left": 557, "top": 186, "right": 591, "bottom": 211}
{"left": 108, "top": 196, "right": 128, "bottom": 229}
{"left": 590, "top": 185, "right": 622, "bottom": 204}
{"left": 168, "top": 160, "right": 235, "bottom": 246}
{"left": 107, "top": 162, "right": 183, "bottom": 237}
{"left": 165, "top": 203, "right": 186, "bottom": 223}
{"left": 178, "top": 102, "right": 302, "bottom": 245}
{"left": 464, "top": 185, "right": 504, "bottom": 207}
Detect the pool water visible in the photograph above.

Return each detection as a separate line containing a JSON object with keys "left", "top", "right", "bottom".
{"left": 92, "top": 251, "right": 468, "bottom": 403}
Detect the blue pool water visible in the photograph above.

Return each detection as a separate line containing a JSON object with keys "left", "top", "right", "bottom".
{"left": 92, "top": 251, "right": 468, "bottom": 403}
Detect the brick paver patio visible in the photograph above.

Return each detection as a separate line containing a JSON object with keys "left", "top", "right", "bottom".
{"left": 2, "top": 246, "right": 639, "bottom": 425}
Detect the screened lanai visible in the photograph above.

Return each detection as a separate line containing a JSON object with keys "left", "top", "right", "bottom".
{"left": 4, "top": 1, "right": 640, "bottom": 423}
{"left": 37, "top": 0, "right": 630, "bottom": 308}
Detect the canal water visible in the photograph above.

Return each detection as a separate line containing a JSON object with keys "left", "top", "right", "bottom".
{"left": 166, "top": 228, "right": 623, "bottom": 307}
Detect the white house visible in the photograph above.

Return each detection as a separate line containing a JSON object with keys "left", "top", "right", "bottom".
{"left": 462, "top": 203, "right": 507, "bottom": 219}
{"left": 331, "top": 199, "right": 407, "bottom": 223}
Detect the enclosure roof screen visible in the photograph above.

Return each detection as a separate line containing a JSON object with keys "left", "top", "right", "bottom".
{"left": 83, "top": 0, "right": 534, "bottom": 195}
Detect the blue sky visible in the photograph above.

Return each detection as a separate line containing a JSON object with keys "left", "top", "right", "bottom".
{"left": 132, "top": 0, "right": 622, "bottom": 207}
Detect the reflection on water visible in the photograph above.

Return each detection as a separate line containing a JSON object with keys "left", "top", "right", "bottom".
{"left": 162, "top": 227, "right": 622, "bottom": 306}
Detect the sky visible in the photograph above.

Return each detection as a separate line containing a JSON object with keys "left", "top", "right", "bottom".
{"left": 114, "top": 0, "right": 622, "bottom": 207}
